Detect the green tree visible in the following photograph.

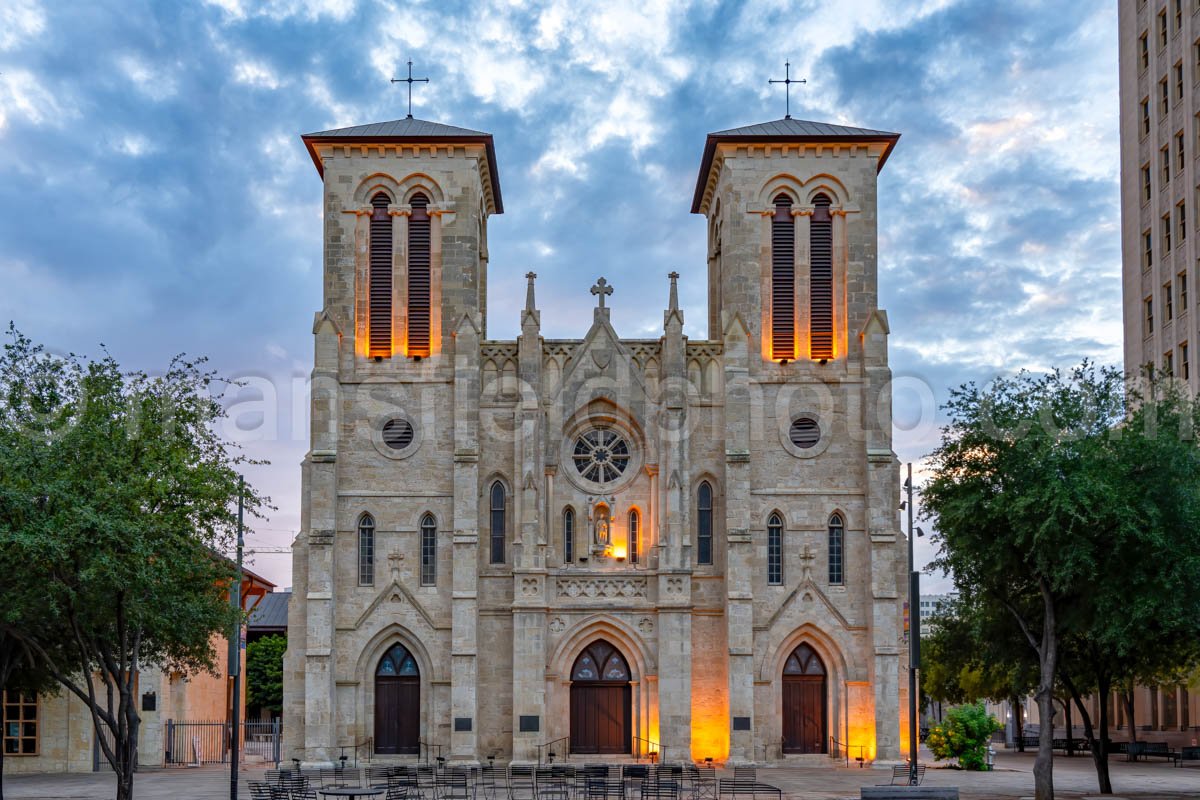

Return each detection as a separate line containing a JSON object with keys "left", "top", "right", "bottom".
{"left": 925, "top": 702, "right": 1002, "bottom": 770}
{"left": 246, "top": 634, "right": 287, "bottom": 716}
{"left": 923, "top": 364, "right": 1200, "bottom": 799}
{"left": 0, "top": 327, "right": 269, "bottom": 800}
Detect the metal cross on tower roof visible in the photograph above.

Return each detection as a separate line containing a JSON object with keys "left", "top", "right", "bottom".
{"left": 590, "top": 277, "right": 613, "bottom": 309}
{"left": 769, "top": 60, "right": 806, "bottom": 120}
{"left": 391, "top": 60, "right": 429, "bottom": 119}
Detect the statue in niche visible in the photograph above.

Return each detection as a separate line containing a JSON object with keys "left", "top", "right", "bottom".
{"left": 589, "top": 496, "right": 615, "bottom": 552}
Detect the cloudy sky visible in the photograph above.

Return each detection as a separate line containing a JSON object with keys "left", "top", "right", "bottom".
{"left": 0, "top": 0, "right": 1121, "bottom": 590}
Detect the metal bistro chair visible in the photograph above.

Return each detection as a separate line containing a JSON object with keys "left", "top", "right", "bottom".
{"left": 536, "top": 767, "right": 570, "bottom": 800}
{"left": 438, "top": 768, "right": 475, "bottom": 800}
{"left": 479, "top": 763, "right": 500, "bottom": 800}
{"left": 386, "top": 779, "right": 410, "bottom": 800}
{"left": 322, "top": 766, "right": 356, "bottom": 788}
{"left": 368, "top": 765, "right": 396, "bottom": 788}
{"left": 510, "top": 764, "right": 537, "bottom": 800}
{"left": 684, "top": 766, "right": 716, "bottom": 800}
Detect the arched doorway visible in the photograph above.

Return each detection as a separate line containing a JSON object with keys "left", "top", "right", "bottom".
{"left": 570, "top": 640, "right": 632, "bottom": 754}
{"left": 782, "top": 643, "right": 827, "bottom": 754}
{"left": 375, "top": 643, "right": 420, "bottom": 754}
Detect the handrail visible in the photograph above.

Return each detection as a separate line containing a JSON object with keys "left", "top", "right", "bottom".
{"left": 828, "top": 736, "right": 868, "bottom": 767}
{"left": 337, "top": 737, "right": 373, "bottom": 768}
{"left": 537, "top": 736, "right": 570, "bottom": 765}
{"left": 419, "top": 740, "right": 444, "bottom": 765}
{"left": 632, "top": 736, "right": 661, "bottom": 763}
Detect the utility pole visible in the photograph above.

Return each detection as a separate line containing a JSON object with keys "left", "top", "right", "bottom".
{"left": 229, "top": 477, "right": 244, "bottom": 800}
{"left": 905, "top": 463, "right": 921, "bottom": 785}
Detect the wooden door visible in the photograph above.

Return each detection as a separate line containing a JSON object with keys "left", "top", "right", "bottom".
{"left": 375, "top": 678, "right": 419, "bottom": 754}
{"left": 570, "top": 684, "right": 631, "bottom": 754}
{"left": 782, "top": 678, "right": 826, "bottom": 754}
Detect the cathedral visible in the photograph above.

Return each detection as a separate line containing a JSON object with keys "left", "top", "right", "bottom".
{"left": 283, "top": 109, "right": 908, "bottom": 766}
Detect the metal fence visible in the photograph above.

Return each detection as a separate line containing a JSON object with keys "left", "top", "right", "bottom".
{"left": 164, "top": 719, "right": 281, "bottom": 767}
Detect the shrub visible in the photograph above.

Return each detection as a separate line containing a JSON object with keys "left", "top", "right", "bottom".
{"left": 925, "top": 702, "right": 1002, "bottom": 770}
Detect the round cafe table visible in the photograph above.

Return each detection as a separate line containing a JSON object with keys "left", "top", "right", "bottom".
{"left": 318, "top": 789, "right": 384, "bottom": 799}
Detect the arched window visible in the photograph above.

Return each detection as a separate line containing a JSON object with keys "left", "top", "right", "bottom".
{"left": 490, "top": 481, "right": 506, "bottom": 564}
{"left": 358, "top": 513, "right": 376, "bottom": 586}
{"left": 369, "top": 193, "right": 393, "bottom": 358}
{"left": 828, "top": 512, "right": 844, "bottom": 585}
{"left": 563, "top": 507, "right": 575, "bottom": 563}
{"left": 771, "top": 193, "right": 795, "bottom": 361}
{"left": 408, "top": 192, "right": 432, "bottom": 357}
{"left": 697, "top": 481, "right": 713, "bottom": 565}
{"left": 810, "top": 194, "right": 834, "bottom": 360}
{"left": 629, "top": 509, "right": 640, "bottom": 564}
{"left": 420, "top": 513, "right": 437, "bottom": 586}
{"left": 768, "top": 512, "right": 783, "bottom": 585}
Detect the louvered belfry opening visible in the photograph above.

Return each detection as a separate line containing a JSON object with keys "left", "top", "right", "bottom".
{"left": 809, "top": 193, "right": 834, "bottom": 360}
{"left": 771, "top": 193, "right": 795, "bottom": 361}
{"left": 407, "top": 192, "right": 432, "bottom": 358}
{"left": 368, "top": 192, "right": 393, "bottom": 358}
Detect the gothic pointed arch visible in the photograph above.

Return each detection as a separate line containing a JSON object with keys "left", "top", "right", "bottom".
{"left": 358, "top": 512, "right": 376, "bottom": 586}
{"left": 809, "top": 193, "right": 834, "bottom": 360}
{"left": 827, "top": 511, "right": 844, "bottom": 585}
{"left": 767, "top": 510, "right": 784, "bottom": 585}
{"left": 407, "top": 191, "right": 432, "bottom": 357}
{"left": 770, "top": 192, "right": 796, "bottom": 361}
{"left": 368, "top": 192, "right": 393, "bottom": 358}
{"left": 489, "top": 479, "right": 507, "bottom": 564}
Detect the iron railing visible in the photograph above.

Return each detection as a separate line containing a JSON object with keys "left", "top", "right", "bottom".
{"left": 419, "top": 740, "right": 444, "bottom": 765}
{"left": 164, "top": 719, "right": 281, "bottom": 767}
{"left": 632, "top": 736, "right": 661, "bottom": 763}
{"left": 829, "top": 736, "right": 868, "bottom": 767}
{"left": 337, "top": 737, "right": 373, "bottom": 768}
{"left": 537, "top": 737, "right": 570, "bottom": 765}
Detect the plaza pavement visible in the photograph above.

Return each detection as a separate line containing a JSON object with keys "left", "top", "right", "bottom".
{"left": 3, "top": 750, "right": 1198, "bottom": 800}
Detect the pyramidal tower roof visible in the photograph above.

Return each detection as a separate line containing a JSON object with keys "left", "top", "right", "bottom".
{"left": 302, "top": 116, "right": 503, "bottom": 212}
{"left": 691, "top": 117, "right": 900, "bottom": 213}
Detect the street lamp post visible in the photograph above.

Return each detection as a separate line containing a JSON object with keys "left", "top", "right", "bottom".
{"left": 904, "top": 463, "right": 921, "bottom": 786}
{"left": 229, "top": 477, "right": 244, "bottom": 800}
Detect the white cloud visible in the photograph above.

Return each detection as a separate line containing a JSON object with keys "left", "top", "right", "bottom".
{"left": 117, "top": 55, "right": 178, "bottom": 101}
{"left": 0, "top": 0, "right": 45, "bottom": 51}
{"left": 0, "top": 69, "right": 67, "bottom": 131}
{"left": 233, "top": 60, "right": 282, "bottom": 90}
{"left": 204, "top": 0, "right": 358, "bottom": 23}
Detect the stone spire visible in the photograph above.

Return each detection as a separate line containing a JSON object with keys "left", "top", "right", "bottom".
{"left": 521, "top": 271, "right": 540, "bottom": 330}
{"left": 664, "top": 271, "right": 684, "bottom": 329}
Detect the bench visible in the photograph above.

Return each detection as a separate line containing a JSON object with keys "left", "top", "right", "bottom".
{"left": 717, "top": 767, "right": 781, "bottom": 800}
{"left": 1177, "top": 746, "right": 1200, "bottom": 767}
{"left": 1127, "top": 741, "right": 1180, "bottom": 764}
{"left": 880, "top": 764, "right": 925, "bottom": 786}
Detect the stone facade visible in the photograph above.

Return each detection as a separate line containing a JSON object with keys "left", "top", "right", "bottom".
{"left": 285, "top": 115, "right": 908, "bottom": 765}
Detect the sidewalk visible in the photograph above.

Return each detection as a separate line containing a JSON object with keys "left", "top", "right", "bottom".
{"left": 3, "top": 751, "right": 1199, "bottom": 800}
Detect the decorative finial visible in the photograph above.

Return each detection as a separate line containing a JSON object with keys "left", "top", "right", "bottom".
{"left": 769, "top": 60, "right": 806, "bottom": 120}
{"left": 525, "top": 271, "right": 537, "bottom": 312}
{"left": 390, "top": 60, "right": 429, "bottom": 119}
{"left": 668, "top": 271, "right": 680, "bottom": 312}
{"left": 590, "top": 277, "right": 613, "bottom": 310}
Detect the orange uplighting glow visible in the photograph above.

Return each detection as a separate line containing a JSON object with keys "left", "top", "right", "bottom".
{"left": 690, "top": 717, "right": 729, "bottom": 763}
{"left": 610, "top": 545, "right": 627, "bottom": 560}
{"left": 848, "top": 712, "right": 877, "bottom": 762}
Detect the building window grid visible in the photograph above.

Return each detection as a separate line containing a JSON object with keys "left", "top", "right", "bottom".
{"left": 1164, "top": 213, "right": 1174, "bottom": 253}
{"left": 490, "top": 482, "right": 506, "bottom": 564}
{"left": 1180, "top": 202, "right": 1188, "bottom": 241}
{"left": 1166, "top": 281, "right": 1175, "bottom": 320}
{"left": 420, "top": 513, "right": 436, "bottom": 586}
{"left": 1166, "top": 350, "right": 1175, "bottom": 376}
{"left": 1182, "top": 341, "right": 1191, "bottom": 379}
{"left": 1178, "top": 131, "right": 1187, "bottom": 171}
{"left": 1142, "top": 99, "right": 1152, "bottom": 136}
{"left": 697, "top": 481, "right": 713, "bottom": 566}
{"left": 767, "top": 512, "right": 783, "bottom": 585}
{"left": 1147, "top": 296, "right": 1156, "bottom": 335}
{"left": 1181, "top": 271, "right": 1190, "bottom": 308}
{"left": 1141, "top": 32, "right": 1150, "bottom": 71}
{"left": 1143, "top": 164, "right": 1153, "bottom": 202}
{"left": 1, "top": 692, "right": 38, "bottom": 755}
{"left": 1176, "top": 62, "right": 1186, "bottom": 102}
{"left": 1176, "top": 0, "right": 1184, "bottom": 31}
{"left": 1160, "top": 10, "right": 1169, "bottom": 48}
{"left": 1195, "top": 41, "right": 1200, "bottom": 83}
{"left": 629, "top": 509, "right": 640, "bottom": 564}
{"left": 1162, "top": 146, "right": 1171, "bottom": 184}
{"left": 563, "top": 507, "right": 574, "bottom": 563}
{"left": 828, "top": 514, "right": 844, "bottom": 586}
{"left": 358, "top": 513, "right": 375, "bottom": 586}
{"left": 1145, "top": 230, "right": 1155, "bottom": 268}
{"left": 1161, "top": 77, "right": 1170, "bottom": 117}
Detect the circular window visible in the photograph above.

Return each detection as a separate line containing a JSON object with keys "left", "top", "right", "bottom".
{"left": 382, "top": 418, "right": 415, "bottom": 450}
{"left": 789, "top": 418, "right": 820, "bottom": 449}
{"left": 572, "top": 428, "right": 631, "bottom": 484}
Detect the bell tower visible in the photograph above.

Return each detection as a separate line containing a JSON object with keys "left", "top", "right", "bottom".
{"left": 302, "top": 117, "right": 503, "bottom": 364}
{"left": 691, "top": 118, "right": 898, "bottom": 366}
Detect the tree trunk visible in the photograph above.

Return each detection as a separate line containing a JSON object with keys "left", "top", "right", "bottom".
{"left": 1032, "top": 585, "right": 1057, "bottom": 800}
{"left": 1091, "top": 675, "right": 1113, "bottom": 794}
{"left": 1013, "top": 696, "right": 1026, "bottom": 753}
{"left": 1064, "top": 698, "right": 1074, "bottom": 757}
{"left": 1124, "top": 684, "right": 1138, "bottom": 744}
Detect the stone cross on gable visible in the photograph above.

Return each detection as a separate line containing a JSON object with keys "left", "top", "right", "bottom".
{"left": 590, "top": 277, "right": 613, "bottom": 309}
{"left": 799, "top": 543, "right": 816, "bottom": 580}
{"left": 388, "top": 550, "right": 404, "bottom": 580}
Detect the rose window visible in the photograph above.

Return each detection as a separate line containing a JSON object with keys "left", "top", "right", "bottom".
{"left": 572, "top": 428, "right": 631, "bottom": 484}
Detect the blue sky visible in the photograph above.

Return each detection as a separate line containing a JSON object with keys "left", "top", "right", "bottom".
{"left": 0, "top": 0, "right": 1121, "bottom": 589}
